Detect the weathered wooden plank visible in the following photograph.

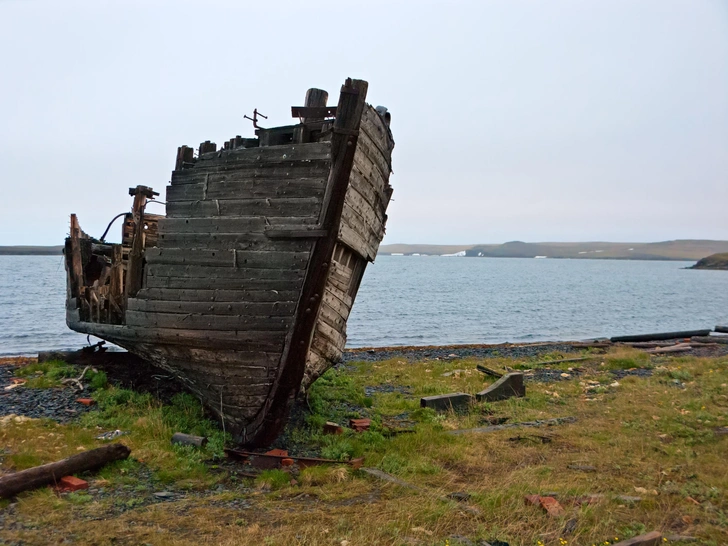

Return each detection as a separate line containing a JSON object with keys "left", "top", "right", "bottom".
{"left": 147, "top": 264, "right": 305, "bottom": 280}
{"left": 171, "top": 162, "right": 331, "bottom": 185}
{"left": 157, "top": 217, "right": 319, "bottom": 235}
{"left": 314, "top": 318, "right": 347, "bottom": 350}
{"left": 67, "top": 321, "right": 286, "bottom": 351}
{"left": 322, "top": 288, "right": 351, "bottom": 320}
{"left": 318, "top": 301, "right": 347, "bottom": 331}
{"left": 158, "top": 232, "right": 313, "bottom": 252}
{"left": 127, "top": 299, "right": 296, "bottom": 316}
{"left": 338, "top": 221, "right": 376, "bottom": 261}
{"left": 144, "top": 275, "right": 303, "bottom": 291}
{"left": 172, "top": 142, "right": 331, "bottom": 175}
{"left": 166, "top": 197, "right": 322, "bottom": 219}
{"left": 136, "top": 288, "right": 300, "bottom": 303}
{"left": 345, "top": 183, "right": 386, "bottom": 226}
{"left": 125, "top": 310, "right": 292, "bottom": 331}
{"left": 166, "top": 177, "right": 328, "bottom": 202}
{"left": 145, "top": 248, "right": 309, "bottom": 269}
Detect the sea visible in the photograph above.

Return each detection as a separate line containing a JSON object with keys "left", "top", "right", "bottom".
{"left": 1, "top": 255, "right": 727, "bottom": 356}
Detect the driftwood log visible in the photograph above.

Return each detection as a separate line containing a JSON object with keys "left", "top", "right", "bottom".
{"left": 716, "top": 326, "right": 728, "bottom": 334}
{"left": 645, "top": 344, "right": 693, "bottom": 354}
{"left": 171, "top": 433, "right": 208, "bottom": 448}
{"left": 691, "top": 336, "right": 728, "bottom": 345}
{"left": 611, "top": 330, "right": 711, "bottom": 343}
{"left": 0, "top": 443, "right": 130, "bottom": 499}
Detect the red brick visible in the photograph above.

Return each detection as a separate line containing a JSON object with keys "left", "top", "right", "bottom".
{"left": 280, "top": 458, "right": 294, "bottom": 467}
{"left": 58, "top": 476, "right": 88, "bottom": 492}
{"left": 524, "top": 494, "right": 541, "bottom": 506}
{"left": 349, "top": 418, "right": 371, "bottom": 432}
{"left": 323, "top": 421, "right": 343, "bottom": 435}
{"left": 539, "top": 496, "right": 565, "bottom": 517}
{"left": 265, "top": 448, "right": 288, "bottom": 457}
{"left": 76, "top": 398, "right": 95, "bottom": 406}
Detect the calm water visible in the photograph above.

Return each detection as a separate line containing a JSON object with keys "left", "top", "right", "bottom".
{"left": 1, "top": 255, "right": 727, "bottom": 355}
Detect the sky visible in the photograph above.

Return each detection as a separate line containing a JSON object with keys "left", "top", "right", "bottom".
{"left": 1, "top": 0, "right": 726, "bottom": 246}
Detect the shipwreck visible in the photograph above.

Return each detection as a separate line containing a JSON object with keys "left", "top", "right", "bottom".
{"left": 63, "top": 78, "right": 394, "bottom": 446}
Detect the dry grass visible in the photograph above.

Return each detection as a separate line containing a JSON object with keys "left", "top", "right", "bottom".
{"left": 1, "top": 348, "right": 727, "bottom": 545}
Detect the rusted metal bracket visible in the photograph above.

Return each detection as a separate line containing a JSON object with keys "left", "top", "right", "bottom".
{"left": 244, "top": 108, "right": 268, "bottom": 129}
{"left": 224, "top": 448, "right": 363, "bottom": 470}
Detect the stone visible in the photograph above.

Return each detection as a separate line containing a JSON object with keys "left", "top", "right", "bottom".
{"left": 154, "top": 491, "right": 175, "bottom": 499}
{"left": 476, "top": 373, "right": 525, "bottom": 402}
{"left": 611, "top": 531, "right": 662, "bottom": 545}
{"left": 420, "top": 393, "right": 473, "bottom": 412}
{"left": 58, "top": 476, "right": 88, "bottom": 492}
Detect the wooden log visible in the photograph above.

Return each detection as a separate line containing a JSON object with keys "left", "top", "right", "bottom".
{"left": 716, "top": 326, "right": 728, "bottom": 334}
{"left": 645, "top": 344, "right": 693, "bottom": 354}
{"left": 476, "top": 365, "right": 503, "bottom": 378}
{"left": 0, "top": 444, "right": 131, "bottom": 499}
{"left": 691, "top": 335, "right": 728, "bottom": 345}
{"left": 611, "top": 330, "right": 711, "bottom": 343}
{"left": 171, "top": 433, "right": 208, "bottom": 448}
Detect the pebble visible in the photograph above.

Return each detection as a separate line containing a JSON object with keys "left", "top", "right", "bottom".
{"left": 0, "top": 365, "right": 94, "bottom": 423}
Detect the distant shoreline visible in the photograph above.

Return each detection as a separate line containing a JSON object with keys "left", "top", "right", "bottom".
{"left": 0, "top": 246, "right": 64, "bottom": 256}
{"left": 380, "top": 239, "right": 728, "bottom": 262}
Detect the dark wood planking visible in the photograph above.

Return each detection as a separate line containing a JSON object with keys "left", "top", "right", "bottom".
{"left": 144, "top": 275, "right": 303, "bottom": 291}
{"left": 158, "top": 232, "right": 313, "bottom": 252}
{"left": 170, "top": 162, "right": 331, "bottom": 186}
{"left": 127, "top": 299, "right": 296, "bottom": 316}
{"left": 166, "top": 178, "right": 327, "bottom": 202}
{"left": 157, "top": 217, "right": 318, "bottom": 235}
{"left": 125, "top": 310, "right": 292, "bottom": 331}
{"left": 69, "top": 320, "right": 286, "bottom": 351}
{"left": 166, "top": 197, "right": 322, "bottom": 219}
{"left": 136, "top": 288, "right": 300, "bottom": 303}
{"left": 145, "top": 248, "right": 309, "bottom": 269}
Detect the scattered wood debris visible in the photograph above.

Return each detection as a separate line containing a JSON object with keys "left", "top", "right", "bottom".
{"left": 476, "top": 372, "right": 525, "bottom": 402}
{"left": 171, "top": 432, "right": 208, "bottom": 448}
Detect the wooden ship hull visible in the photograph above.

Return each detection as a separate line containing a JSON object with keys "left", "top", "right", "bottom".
{"left": 64, "top": 79, "right": 394, "bottom": 446}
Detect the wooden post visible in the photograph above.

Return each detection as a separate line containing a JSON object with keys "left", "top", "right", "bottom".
{"left": 199, "top": 141, "right": 217, "bottom": 154}
{"left": 175, "top": 145, "right": 194, "bottom": 170}
{"left": 68, "top": 214, "right": 84, "bottom": 298}
{"left": 124, "top": 186, "right": 158, "bottom": 305}
{"left": 171, "top": 433, "right": 208, "bottom": 448}
{"left": 303, "top": 88, "right": 328, "bottom": 122}
{"left": 108, "top": 245, "right": 124, "bottom": 322}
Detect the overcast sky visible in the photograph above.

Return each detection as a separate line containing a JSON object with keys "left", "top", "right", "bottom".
{"left": 1, "top": 0, "right": 726, "bottom": 246}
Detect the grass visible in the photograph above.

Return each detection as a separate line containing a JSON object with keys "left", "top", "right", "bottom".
{"left": 0, "top": 348, "right": 726, "bottom": 545}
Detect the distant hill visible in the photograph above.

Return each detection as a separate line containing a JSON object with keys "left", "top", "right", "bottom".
{"left": 379, "top": 240, "right": 728, "bottom": 261}
{"left": 0, "top": 245, "right": 64, "bottom": 255}
{"left": 689, "top": 253, "right": 728, "bottom": 270}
